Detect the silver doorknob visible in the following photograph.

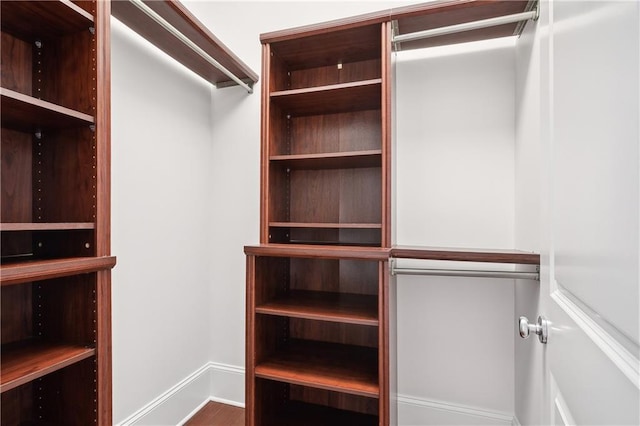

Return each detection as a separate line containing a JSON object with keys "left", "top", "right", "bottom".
{"left": 519, "top": 315, "right": 548, "bottom": 344}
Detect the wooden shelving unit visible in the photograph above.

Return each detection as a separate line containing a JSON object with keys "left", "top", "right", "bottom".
{"left": 248, "top": 2, "right": 540, "bottom": 425}
{"left": 1, "top": 0, "right": 114, "bottom": 424}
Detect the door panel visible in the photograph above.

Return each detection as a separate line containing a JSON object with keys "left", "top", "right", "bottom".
{"left": 546, "top": 0, "right": 640, "bottom": 424}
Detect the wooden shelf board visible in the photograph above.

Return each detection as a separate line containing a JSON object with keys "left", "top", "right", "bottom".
{"left": 1, "top": 340, "right": 95, "bottom": 393}
{"left": 390, "top": 245, "right": 540, "bottom": 265}
{"left": 255, "top": 340, "right": 378, "bottom": 398}
{"left": 394, "top": 0, "right": 532, "bottom": 51}
{"left": 111, "top": 0, "right": 258, "bottom": 87}
{"left": 256, "top": 291, "right": 378, "bottom": 326}
{"left": 260, "top": 400, "right": 379, "bottom": 426}
{"left": 1, "top": 256, "right": 117, "bottom": 286}
{"left": 245, "top": 244, "right": 389, "bottom": 261}
{"left": 271, "top": 79, "right": 381, "bottom": 116}
{"left": 270, "top": 222, "right": 382, "bottom": 230}
{"left": 1, "top": 0, "right": 93, "bottom": 40}
{"left": 270, "top": 150, "right": 382, "bottom": 169}
{"left": 1, "top": 222, "right": 95, "bottom": 232}
{"left": 1, "top": 88, "right": 94, "bottom": 133}
{"left": 261, "top": 0, "right": 532, "bottom": 51}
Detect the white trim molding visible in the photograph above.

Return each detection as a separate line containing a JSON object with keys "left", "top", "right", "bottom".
{"left": 398, "top": 394, "right": 514, "bottom": 425}
{"left": 117, "top": 362, "right": 245, "bottom": 426}
{"left": 551, "top": 288, "right": 640, "bottom": 389}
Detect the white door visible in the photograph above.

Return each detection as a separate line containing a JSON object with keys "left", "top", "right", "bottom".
{"left": 516, "top": 1, "right": 639, "bottom": 425}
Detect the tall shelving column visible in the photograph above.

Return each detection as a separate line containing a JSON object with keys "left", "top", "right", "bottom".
{"left": 0, "top": 1, "right": 114, "bottom": 425}
{"left": 246, "top": 20, "right": 393, "bottom": 426}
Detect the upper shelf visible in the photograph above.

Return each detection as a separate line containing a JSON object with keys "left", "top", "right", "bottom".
{"left": 391, "top": 245, "right": 540, "bottom": 265}
{"left": 261, "top": 0, "right": 536, "bottom": 51}
{"left": 271, "top": 79, "right": 382, "bottom": 116}
{"left": 0, "top": 0, "right": 93, "bottom": 41}
{"left": 270, "top": 150, "right": 382, "bottom": 170}
{"left": 111, "top": 0, "right": 258, "bottom": 90}
{"left": 1, "top": 88, "right": 94, "bottom": 133}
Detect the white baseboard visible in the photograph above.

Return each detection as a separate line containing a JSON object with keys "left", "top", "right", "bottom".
{"left": 119, "top": 365, "right": 519, "bottom": 426}
{"left": 398, "top": 394, "right": 515, "bottom": 426}
{"left": 117, "top": 362, "right": 245, "bottom": 426}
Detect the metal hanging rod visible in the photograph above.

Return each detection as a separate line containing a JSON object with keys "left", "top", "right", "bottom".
{"left": 392, "top": 8, "right": 539, "bottom": 45}
{"left": 391, "top": 266, "right": 539, "bottom": 281}
{"left": 128, "top": 0, "right": 254, "bottom": 93}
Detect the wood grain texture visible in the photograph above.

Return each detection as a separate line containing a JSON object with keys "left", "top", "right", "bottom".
{"left": 0, "top": 256, "right": 116, "bottom": 286}
{"left": 1, "top": 32, "right": 32, "bottom": 94}
{"left": 1, "top": 383, "right": 34, "bottom": 425}
{"left": 290, "top": 385, "right": 379, "bottom": 417}
{"left": 185, "top": 401, "right": 244, "bottom": 426}
{"left": 256, "top": 290, "right": 378, "bottom": 326}
{"left": 1, "top": 222, "right": 94, "bottom": 231}
{"left": 260, "top": 399, "right": 378, "bottom": 426}
{"left": 390, "top": 245, "right": 541, "bottom": 265}
{"left": 1, "top": 129, "right": 32, "bottom": 224}
{"left": 1, "top": 284, "right": 32, "bottom": 345}
{"left": 289, "top": 318, "right": 378, "bottom": 349}
{"left": 110, "top": 0, "right": 257, "bottom": 86}
{"left": 288, "top": 59, "right": 382, "bottom": 91}
{"left": 0, "top": 0, "right": 93, "bottom": 41}
{"left": 0, "top": 88, "right": 94, "bottom": 132}
{"left": 245, "top": 256, "right": 256, "bottom": 426}
{"left": 244, "top": 244, "right": 390, "bottom": 261}
{"left": 254, "top": 339, "right": 378, "bottom": 398}
{"left": 381, "top": 22, "right": 392, "bottom": 249}
{"left": 260, "top": 0, "right": 530, "bottom": 47}
{"left": 0, "top": 341, "right": 95, "bottom": 393}
{"left": 271, "top": 79, "right": 381, "bottom": 117}
{"left": 270, "top": 150, "right": 382, "bottom": 170}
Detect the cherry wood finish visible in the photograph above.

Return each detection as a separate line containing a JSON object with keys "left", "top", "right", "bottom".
{"left": 271, "top": 79, "right": 382, "bottom": 116}
{"left": 255, "top": 339, "right": 379, "bottom": 398}
{"left": 270, "top": 150, "right": 382, "bottom": 170}
{"left": 0, "top": 341, "right": 95, "bottom": 393}
{"left": 1, "top": 256, "right": 116, "bottom": 286}
{"left": 256, "top": 290, "right": 378, "bottom": 326}
{"left": 1, "top": 88, "right": 94, "bottom": 132}
{"left": 1, "top": 1, "right": 113, "bottom": 424}
{"left": 251, "top": 3, "right": 540, "bottom": 425}
{"left": 185, "top": 401, "right": 245, "bottom": 426}
{"left": 111, "top": 0, "right": 258, "bottom": 88}
{"left": 0, "top": 0, "right": 93, "bottom": 41}
{"left": 391, "top": 245, "right": 541, "bottom": 264}
{"left": 260, "top": 0, "right": 532, "bottom": 48}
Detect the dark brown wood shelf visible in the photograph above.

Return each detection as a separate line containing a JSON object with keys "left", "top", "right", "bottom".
{"left": 270, "top": 79, "right": 382, "bottom": 116}
{"left": 270, "top": 150, "right": 382, "bottom": 170}
{"left": 0, "top": 0, "right": 93, "bottom": 41}
{"left": 256, "top": 291, "right": 378, "bottom": 326}
{"left": 257, "top": 400, "right": 378, "bottom": 426}
{"left": 270, "top": 222, "right": 382, "bottom": 229}
{"left": 1, "top": 222, "right": 95, "bottom": 232}
{"left": 245, "top": 244, "right": 390, "bottom": 261}
{"left": 111, "top": 0, "right": 258, "bottom": 88}
{"left": 1, "top": 88, "right": 95, "bottom": 133}
{"left": 1, "top": 340, "right": 95, "bottom": 393}
{"left": 1, "top": 256, "right": 117, "bottom": 286}
{"left": 261, "top": 0, "right": 533, "bottom": 51}
{"left": 255, "top": 340, "right": 378, "bottom": 398}
{"left": 390, "top": 245, "right": 540, "bottom": 265}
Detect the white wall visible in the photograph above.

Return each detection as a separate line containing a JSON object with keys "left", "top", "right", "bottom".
{"left": 111, "top": 19, "right": 215, "bottom": 424}
{"left": 394, "top": 40, "right": 517, "bottom": 424}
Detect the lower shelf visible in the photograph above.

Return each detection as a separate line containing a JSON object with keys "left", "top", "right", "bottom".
{"left": 264, "top": 400, "right": 379, "bottom": 426}
{"left": 255, "top": 339, "right": 378, "bottom": 398}
{"left": 1, "top": 340, "right": 95, "bottom": 393}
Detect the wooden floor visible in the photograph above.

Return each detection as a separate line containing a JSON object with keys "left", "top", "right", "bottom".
{"left": 184, "top": 401, "right": 244, "bottom": 426}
